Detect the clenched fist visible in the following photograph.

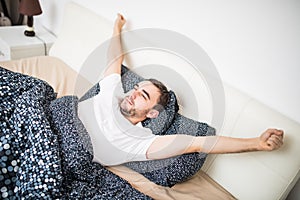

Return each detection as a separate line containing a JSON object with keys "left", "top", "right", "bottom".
{"left": 114, "top": 13, "right": 126, "bottom": 33}
{"left": 258, "top": 129, "right": 284, "bottom": 151}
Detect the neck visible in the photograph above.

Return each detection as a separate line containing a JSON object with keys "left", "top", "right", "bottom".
{"left": 124, "top": 116, "right": 143, "bottom": 125}
{"left": 119, "top": 107, "right": 147, "bottom": 125}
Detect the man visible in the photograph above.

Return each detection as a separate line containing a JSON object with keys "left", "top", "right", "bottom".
{"left": 78, "top": 14, "right": 284, "bottom": 166}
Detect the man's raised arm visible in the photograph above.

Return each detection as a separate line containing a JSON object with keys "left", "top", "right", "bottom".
{"left": 104, "top": 14, "right": 126, "bottom": 77}
{"left": 146, "top": 128, "right": 284, "bottom": 160}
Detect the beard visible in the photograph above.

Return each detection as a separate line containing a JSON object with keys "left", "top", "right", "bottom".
{"left": 119, "top": 97, "right": 133, "bottom": 117}
{"left": 120, "top": 102, "right": 134, "bottom": 117}
{"left": 119, "top": 97, "right": 148, "bottom": 118}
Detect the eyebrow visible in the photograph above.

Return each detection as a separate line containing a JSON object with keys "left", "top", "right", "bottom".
{"left": 142, "top": 89, "right": 150, "bottom": 100}
{"left": 136, "top": 83, "right": 150, "bottom": 100}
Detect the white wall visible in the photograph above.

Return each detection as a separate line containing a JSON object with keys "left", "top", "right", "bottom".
{"left": 38, "top": 0, "right": 300, "bottom": 125}
{"left": 37, "top": 0, "right": 300, "bottom": 198}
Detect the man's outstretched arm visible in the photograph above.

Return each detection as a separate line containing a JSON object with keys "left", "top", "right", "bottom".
{"left": 104, "top": 14, "right": 126, "bottom": 77}
{"left": 146, "top": 128, "right": 284, "bottom": 160}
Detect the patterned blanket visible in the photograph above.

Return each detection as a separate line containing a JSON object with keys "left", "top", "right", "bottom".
{"left": 0, "top": 67, "right": 150, "bottom": 199}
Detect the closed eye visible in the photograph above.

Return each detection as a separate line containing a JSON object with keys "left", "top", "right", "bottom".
{"left": 133, "top": 84, "right": 150, "bottom": 100}
{"left": 141, "top": 89, "right": 150, "bottom": 100}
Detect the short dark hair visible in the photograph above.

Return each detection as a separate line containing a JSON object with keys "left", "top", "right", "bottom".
{"left": 146, "top": 78, "right": 169, "bottom": 112}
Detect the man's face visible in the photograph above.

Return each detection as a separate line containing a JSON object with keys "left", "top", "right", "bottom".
{"left": 120, "top": 81, "right": 160, "bottom": 118}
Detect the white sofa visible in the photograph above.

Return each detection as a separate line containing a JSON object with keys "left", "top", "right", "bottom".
{"left": 6, "top": 2, "right": 298, "bottom": 199}
{"left": 50, "top": 3, "right": 300, "bottom": 199}
{"left": 49, "top": 2, "right": 300, "bottom": 199}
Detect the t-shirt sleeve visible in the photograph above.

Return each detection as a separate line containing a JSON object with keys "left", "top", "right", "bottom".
{"left": 123, "top": 126, "right": 158, "bottom": 162}
{"left": 99, "top": 73, "right": 121, "bottom": 91}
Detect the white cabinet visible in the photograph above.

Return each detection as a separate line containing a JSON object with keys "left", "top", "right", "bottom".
{"left": 0, "top": 25, "right": 56, "bottom": 61}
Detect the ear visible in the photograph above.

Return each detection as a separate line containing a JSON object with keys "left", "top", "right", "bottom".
{"left": 146, "top": 109, "right": 159, "bottom": 119}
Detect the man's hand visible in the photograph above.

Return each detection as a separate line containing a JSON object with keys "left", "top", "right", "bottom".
{"left": 258, "top": 128, "right": 284, "bottom": 151}
{"left": 114, "top": 13, "right": 126, "bottom": 34}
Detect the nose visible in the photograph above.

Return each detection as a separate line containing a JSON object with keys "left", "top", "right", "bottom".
{"left": 131, "top": 89, "right": 141, "bottom": 100}
{"left": 130, "top": 90, "right": 137, "bottom": 100}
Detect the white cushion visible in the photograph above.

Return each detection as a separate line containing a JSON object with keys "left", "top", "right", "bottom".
{"left": 204, "top": 88, "right": 300, "bottom": 200}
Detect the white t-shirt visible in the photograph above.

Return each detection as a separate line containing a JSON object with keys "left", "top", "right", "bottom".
{"left": 78, "top": 74, "right": 157, "bottom": 166}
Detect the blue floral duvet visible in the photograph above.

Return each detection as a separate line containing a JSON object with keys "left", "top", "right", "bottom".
{"left": 0, "top": 67, "right": 150, "bottom": 199}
